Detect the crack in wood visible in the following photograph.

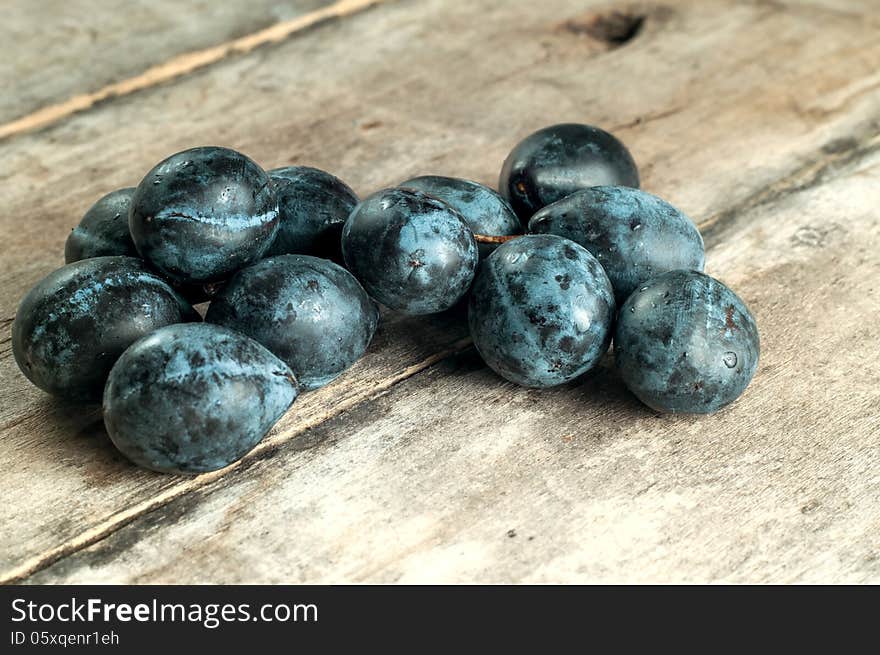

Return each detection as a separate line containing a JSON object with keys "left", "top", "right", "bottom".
{"left": 609, "top": 106, "right": 685, "bottom": 132}
{"left": 0, "top": 0, "right": 390, "bottom": 143}
{"left": 700, "top": 125, "right": 880, "bottom": 244}
{"left": 0, "top": 335, "right": 473, "bottom": 584}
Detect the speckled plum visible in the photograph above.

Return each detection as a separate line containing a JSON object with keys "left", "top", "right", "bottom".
{"left": 103, "top": 323, "right": 298, "bottom": 474}
{"left": 12, "top": 256, "right": 199, "bottom": 401}
{"left": 614, "top": 270, "right": 759, "bottom": 414}
{"left": 468, "top": 234, "right": 615, "bottom": 388}
{"left": 264, "top": 166, "right": 359, "bottom": 261}
{"left": 529, "top": 186, "right": 704, "bottom": 304}
{"left": 499, "top": 123, "right": 640, "bottom": 222}
{"left": 129, "top": 146, "right": 279, "bottom": 284}
{"left": 399, "top": 175, "right": 522, "bottom": 257}
{"left": 206, "top": 255, "right": 378, "bottom": 390}
{"left": 342, "top": 187, "right": 479, "bottom": 314}
{"left": 65, "top": 187, "right": 138, "bottom": 263}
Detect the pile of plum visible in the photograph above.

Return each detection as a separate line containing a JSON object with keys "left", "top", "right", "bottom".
{"left": 12, "top": 123, "right": 759, "bottom": 475}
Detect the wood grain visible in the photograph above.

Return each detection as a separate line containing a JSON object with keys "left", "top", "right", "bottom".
{"left": 29, "top": 144, "right": 880, "bottom": 583}
{"left": 2, "top": 0, "right": 879, "bottom": 582}
{"left": 0, "top": 0, "right": 351, "bottom": 128}
{"left": 1, "top": 308, "right": 471, "bottom": 580}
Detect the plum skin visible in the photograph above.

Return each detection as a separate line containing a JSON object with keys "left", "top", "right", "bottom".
{"left": 468, "top": 234, "right": 616, "bottom": 388}
{"left": 529, "top": 186, "right": 704, "bottom": 304}
{"left": 399, "top": 175, "right": 522, "bottom": 258}
{"left": 63, "top": 186, "right": 225, "bottom": 304}
{"left": 206, "top": 255, "right": 379, "bottom": 391}
{"left": 342, "top": 187, "right": 479, "bottom": 315}
{"left": 499, "top": 123, "right": 639, "bottom": 223}
{"left": 12, "top": 256, "right": 199, "bottom": 401}
{"left": 103, "top": 323, "right": 298, "bottom": 474}
{"left": 264, "top": 166, "right": 359, "bottom": 261}
{"left": 614, "top": 270, "right": 760, "bottom": 414}
{"left": 129, "top": 146, "right": 279, "bottom": 284}
{"left": 65, "top": 187, "right": 138, "bottom": 263}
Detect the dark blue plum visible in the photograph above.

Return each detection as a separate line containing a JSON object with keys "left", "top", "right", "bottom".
{"left": 468, "top": 234, "right": 615, "bottom": 388}
{"left": 342, "top": 187, "right": 479, "bottom": 315}
{"left": 499, "top": 123, "right": 640, "bottom": 223}
{"left": 103, "top": 323, "right": 298, "bottom": 474}
{"left": 264, "top": 166, "right": 359, "bottom": 261}
{"left": 12, "top": 256, "right": 199, "bottom": 401}
{"left": 529, "top": 186, "right": 704, "bottom": 304}
{"left": 65, "top": 187, "right": 138, "bottom": 263}
{"left": 63, "top": 187, "right": 225, "bottom": 304}
{"left": 614, "top": 270, "right": 760, "bottom": 414}
{"left": 129, "top": 146, "right": 279, "bottom": 284}
{"left": 206, "top": 255, "right": 378, "bottom": 390}
{"left": 399, "top": 175, "right": 522, "bottom": 257}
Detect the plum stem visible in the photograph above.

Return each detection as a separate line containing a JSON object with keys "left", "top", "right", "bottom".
{"left": 473, "top": 233, "right": 521, "bottom": 244}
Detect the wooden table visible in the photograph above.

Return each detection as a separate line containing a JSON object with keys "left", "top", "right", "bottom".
{"left": 1, "top": 0, "right": 878, "bottom": 584}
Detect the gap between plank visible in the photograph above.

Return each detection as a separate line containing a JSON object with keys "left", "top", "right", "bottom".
{"left": 0, "top": 0, "right": 389, "bottom": 143}
{"left": 0, "top": 336, "right": 472, "bottom": 584}
{"left": 700, "top": 126, "right": 880, "bottom": 241}
{"left": 4, "top": 126, "right": 877, "bottom": 584}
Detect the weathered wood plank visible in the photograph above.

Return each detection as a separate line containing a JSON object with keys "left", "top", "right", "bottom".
{"left": 0, "top": 308, "right": 470, "bottom": 578}
{"left": 795, "top": 0, "right": 880, "bottom": 17}
{"left": 0, "top": 0, "right": 339, "bottom": 125}
{"left": 29, "top": 145, "right": 880, "bottom": 583}
{"left": 2, "top": 0, "right": 879, "bottom": 581}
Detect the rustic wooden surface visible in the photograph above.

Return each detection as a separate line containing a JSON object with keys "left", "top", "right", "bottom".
{"left": 1, "top": 0, "right": 878, "bottom": 583}
{"left": 1, "top": 0, "right": 337, "bottom": 125}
